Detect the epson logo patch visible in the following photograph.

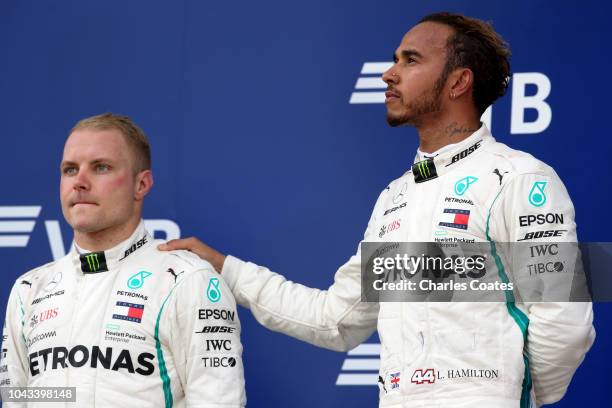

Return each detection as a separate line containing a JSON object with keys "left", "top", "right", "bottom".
{"left": 518, "top": 213, "right": 564, "bottom": 227}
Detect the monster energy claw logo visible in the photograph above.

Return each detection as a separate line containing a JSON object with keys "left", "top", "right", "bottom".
{"left": 85, "top": 253, "right": 100, "bottom": 271}
{"left": 417, "top": 161, "right": 430, "bottom": 177}
{"left": 127, "top": 271, "right": 153, "bottom": 289}
{"left": 454, "top": 176, "right": 478, "bottom": 196}
{"left": 412, "top": 159, "right": 437, "bottom": 183}
{"left": 207, "top": 278, "right": 221, "bottom": 303}
{"left": 528, "top": 181, "right": 547, "bottom": 207}
{"left": 80, "top": 251, "right": 108, "bottom": 273}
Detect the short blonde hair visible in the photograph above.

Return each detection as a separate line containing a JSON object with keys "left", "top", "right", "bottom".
{"left": 71, "top": 112, "right": 151, "bottom": 172}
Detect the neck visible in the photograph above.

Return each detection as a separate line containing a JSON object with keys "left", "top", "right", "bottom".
{"left": 416, "top": 116, "right": 480, "bottom": 154}
{"left": 74, "top": 217, "right": 141, "bottom": 252}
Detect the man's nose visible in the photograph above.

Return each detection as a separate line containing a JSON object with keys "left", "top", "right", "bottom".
{"left": 73, "top": 169, "right": 91, "bottom": 190}
{"left": 382, "top": 66, "right": 398, "bottom": 84}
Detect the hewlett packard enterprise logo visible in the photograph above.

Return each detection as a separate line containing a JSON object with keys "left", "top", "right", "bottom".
{"left": 349, "top": 62, "right": 392, "bottom": 104}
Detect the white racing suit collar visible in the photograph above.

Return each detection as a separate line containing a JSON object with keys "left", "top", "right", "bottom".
{"left": 70, "top": 220, "right": 153, "bottom": 274}
{"left": 411, "top": 124, "right": 494, "bottom": 183}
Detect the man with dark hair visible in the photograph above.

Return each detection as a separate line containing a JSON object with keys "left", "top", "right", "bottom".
{"left": 417, "top": 12, "right": 511, "bottom": 117}
{"left": 0, "top": 113, "right": 246, "bottom": 407}
{"left": 161, "top": 13, "right": 594, "bottom": 407}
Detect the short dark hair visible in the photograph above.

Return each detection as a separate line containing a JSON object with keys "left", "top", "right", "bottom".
{"left": 420, "top": 12, "right": 511, "bottom": 115}
{"left": 71, "top": 112, "right": 151, "bottom": 173}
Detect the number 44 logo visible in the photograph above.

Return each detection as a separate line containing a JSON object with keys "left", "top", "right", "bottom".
{"left": 411, "top": 368, "right": 436, "bottom": 385}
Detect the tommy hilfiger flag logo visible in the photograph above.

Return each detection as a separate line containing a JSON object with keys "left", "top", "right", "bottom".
{"left": 438, "top": 208, "right": 470, "bottom": 230}
{"left": 112, "top": 301, "right": 145, "bottom": 323}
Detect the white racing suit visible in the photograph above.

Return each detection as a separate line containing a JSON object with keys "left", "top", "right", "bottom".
{"left": 220, "top": 125, "right": 594, "bottom": 407}
{"left": 0, "top": 221, "right": 245, "bottom": 407}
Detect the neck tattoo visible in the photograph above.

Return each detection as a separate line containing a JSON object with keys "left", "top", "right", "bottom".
{"left": 444, "top": 122, "right": 478, "bottom": 139}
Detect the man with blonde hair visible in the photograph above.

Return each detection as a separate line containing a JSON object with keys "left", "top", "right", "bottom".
{"left": 1, "top": 113, "right": 246, "bottom": 407}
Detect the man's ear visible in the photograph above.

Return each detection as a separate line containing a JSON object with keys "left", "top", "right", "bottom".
{"left": 448, "top": 68, "right": 474, "bottom": 100}
{"left": 135, "top": 170, "right": 154, "bottom": 201}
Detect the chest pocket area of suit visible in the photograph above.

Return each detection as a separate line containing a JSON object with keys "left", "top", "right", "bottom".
{"left": 23, "top": 299, "right": 68, "bottom": 350}
{"left": 433, "top": 329, "right": 478, "bottom": 355}
{"left": 377, "top": 304, "right": 423, "bottom": 371}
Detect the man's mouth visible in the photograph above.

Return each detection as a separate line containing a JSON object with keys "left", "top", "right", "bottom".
{"left": 385, "top": 90, "right": 400, "bottom": 103}
{"left": 72, "top": 201, "right": 97, "bottom": 207}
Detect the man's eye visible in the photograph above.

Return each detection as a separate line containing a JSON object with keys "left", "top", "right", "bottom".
{"left": 96, "top": 164, "right": 111, "bottom": 172}
{"left": 62, "top": 167, "right": 77, "bottom": 176}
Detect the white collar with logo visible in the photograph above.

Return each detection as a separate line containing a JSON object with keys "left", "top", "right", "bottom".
{"left": 410, "top": 124, "right": 494, "bottom": 183}
{"left": 71, "top": 220, "right": 153, "bottom": 274}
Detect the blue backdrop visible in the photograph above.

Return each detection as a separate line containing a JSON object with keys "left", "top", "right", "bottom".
{"left": 1, "top": 0, "right": 610, "bottom": 406}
